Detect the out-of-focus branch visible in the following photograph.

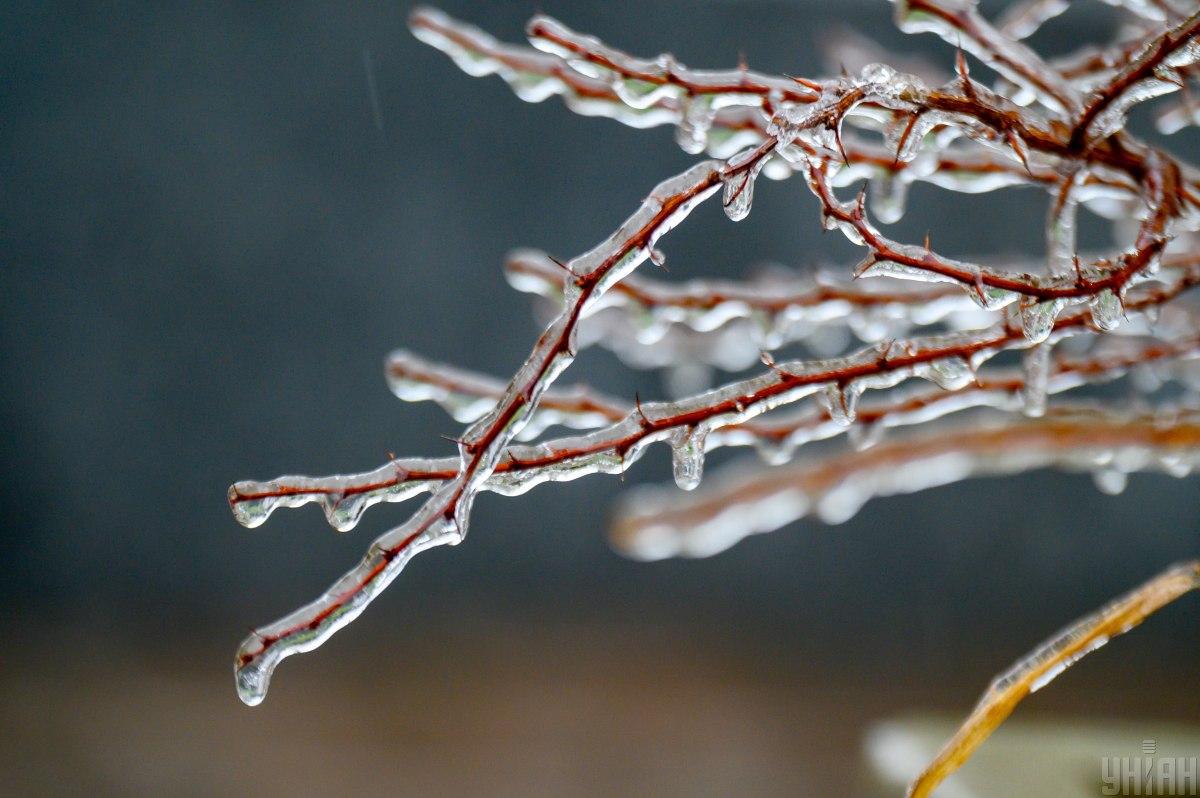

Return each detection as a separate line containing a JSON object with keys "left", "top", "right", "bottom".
{"left": 612, "top": 406, "right": 1200, "bottom": 559}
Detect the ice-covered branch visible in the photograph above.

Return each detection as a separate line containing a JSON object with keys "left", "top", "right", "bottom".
{"left": 231, "top": 133, "right": 781, "bottom": 705}
{"left": 506, "top": 248, "right": 978, "bottom": 363}
{"left": 386, "top": 348, "right": 626, "bottom": 439}
{"left": 407, "top": 7, "right": 805, "bottom": 158}
{"left": 231, "top": 269, "right": 1200, "bottom": 538}
{"left": 804, "top": 152, "right": 1181, "bottom": 341}
{"left": 231, "top": 8, "right": 1200, "bottom": 763}
{"left": 1069, "top": 8, "right": 1200, "bottom": 148}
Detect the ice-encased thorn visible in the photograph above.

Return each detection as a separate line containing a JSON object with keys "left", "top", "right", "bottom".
{"left": 964, "top": 280, "right": 1019, "bottom": 312}
{"left": 925, "top": 355, "right": 974, "bottom": 391}
{"left": 884, "top": 112, "right": 937, "bottom": 164}
{"left": 1092, "top": 468, "right": 1128, "bottom": 496}
{"left": 670, "top": 426, "right": 708, "bottom": 491}
{"left": 323, "top": 492, "right": 368, "bottom": 532}
{"left": 722, "top": 158, "right": 764, "bottom": 222}
{"left": 1089, "top": 288, "right": 1123, "bottom": 331}
{"left": 1019, "top": 298, "right": 1064, "bottom": 343}
{"left": 820, "top": 383, "right": 859, "bottom": 427}
{"left": 1021, "top": 343, "right": 1052, "bottom": 418}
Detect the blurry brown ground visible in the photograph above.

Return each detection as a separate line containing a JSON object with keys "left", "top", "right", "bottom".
{"left": 3, "top": 616, "right": 1196, "bottom": 797}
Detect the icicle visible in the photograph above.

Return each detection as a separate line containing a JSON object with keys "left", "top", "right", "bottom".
{"left": 754, "top": 437, "right": 794, "bottom": 467}
{"left": 816, "top": 482, "right": 867, "bottom": 524}
{"left": 1092, "top": 468, "right": 1127, "bottom": 496}
{"left": 323, "top": 492, "right": 370, "bottom": 532}
{"left": 1019, "top": 298, "right": 1065, "bottom": 343}
{"left": 869, "top": 173, "right": 908, "bottom": 224}
{"left": 1089, "top": 288, "right": 1124, "bottom": 331}
{"left": 675, "top": 94, "right": 714, "bottom": 155}
{"left": 847, "top": 307, "right": 891, "bottom": 343}
{"left": 1046, "top": 174, "right": 1081, "bottom": 276}
{"left": 847, "top": 420, "right": 884, "bottom": 451}
{"left": 1021, "top": 343, "right": 1052, "bottom": 418}
{"left": 670, "top": 425, "right": 708, "bottom": 490}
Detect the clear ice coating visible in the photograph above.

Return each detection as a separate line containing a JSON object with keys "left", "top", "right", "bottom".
{"left": 232, "top": 138, "right": 749, "bottom": 704}
{"left": 229, "top": 5, "right": 1200, "bottom": 712}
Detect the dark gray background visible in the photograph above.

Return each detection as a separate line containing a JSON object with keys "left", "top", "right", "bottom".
{"left": 2, "top": 2, "right": 1197, "bottom": 794}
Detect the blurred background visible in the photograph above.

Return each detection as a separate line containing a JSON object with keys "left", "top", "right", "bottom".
{"left": 2, "top": 1, "right": 1198, "bottom": 795}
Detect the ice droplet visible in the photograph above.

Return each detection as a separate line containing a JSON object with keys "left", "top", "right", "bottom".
{"left": 670, "top": 426, "right": 708, "bottom": 491}
{"left": 228, "top": 487, "right": 277, "bottom": 528}
{"left": 722, "top": 159, "right": 764, "bottom": 222}
{"left": 1019, "top": 298, "right": 1064, "bottom": 343}
{"left": 924, "top": 356, "right": 974, "bottom": 391}
{"left": 1089, "top": 288, "right": 1123, "bottom": 332}
{"left": 1092, "top": 468, "right": 1127, "bottom": 496}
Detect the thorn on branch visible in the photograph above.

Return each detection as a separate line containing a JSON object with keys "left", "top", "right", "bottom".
{"left": 955, "top": 48, "right": 977, "bottom": 101}
{"left": 634, "top": 391, "right": 651, "bottom": 429}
